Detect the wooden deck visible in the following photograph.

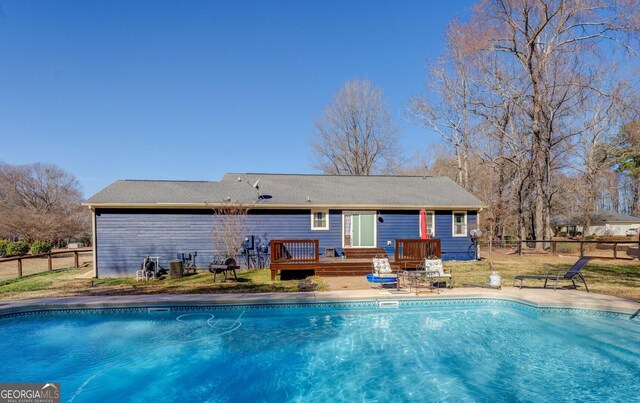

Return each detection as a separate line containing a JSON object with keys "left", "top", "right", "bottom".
{"left": 270, "top": 239, "right": 441, "bottom": 279}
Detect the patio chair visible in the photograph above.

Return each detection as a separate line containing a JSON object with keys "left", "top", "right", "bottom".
{"left": 420, "top": 258, "right": 453, "bottom": 289}
{"left": 366, "top": 257, "right": 398, "bottom": 288}
{"left": 513, "top": 257, "right": 591, "bottom": 292}
{"left": 177, "top": 252, "right": 198, "bottom": 274}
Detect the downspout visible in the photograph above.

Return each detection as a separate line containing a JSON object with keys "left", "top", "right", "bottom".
{"left": 91, "top": 207, "right": 98, "bottom": 278}
{"left": 477, "top": 208, "right": 482, "bottom": 260}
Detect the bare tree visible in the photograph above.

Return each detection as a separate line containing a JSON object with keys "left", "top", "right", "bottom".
{"left": 211, "top": 203, "right": 252, "bottom": 258}
{"left": 571, "top": 79, "right": 629, "bottom": 233}
{"left": 615, "top": 120, "right": 640, "bottom": 215}
{"left": 412, "top": 0, "right": 639, "bottom": 247}
{"left": 481, "top": 0, "right": 639, "bottom": 242}
{"left": 0, "top": 163, "right": 89, "bottom": 243}
{"left": 409, "top": 19, "right": 479, "bottom": 189}
{"left": 312, "top": 79, "right": 401, "bottom": 175}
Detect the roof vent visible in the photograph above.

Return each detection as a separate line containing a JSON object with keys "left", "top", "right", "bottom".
{"left": 307, "top": 196, "right": 311, "bottom": 203}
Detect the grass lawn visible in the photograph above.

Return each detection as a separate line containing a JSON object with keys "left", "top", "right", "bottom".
{"left": 0, "top": 268, "right": 327, "bottom": 300}
{"left": 0, "top": 254, "right": 637, "bottom": 301}
{"left": 446, "top": 254, "right": 640, "bottom": 301}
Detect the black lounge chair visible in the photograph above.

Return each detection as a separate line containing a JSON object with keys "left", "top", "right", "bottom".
{"left": 514, "top": 257, "right": 591, "bottom": 292}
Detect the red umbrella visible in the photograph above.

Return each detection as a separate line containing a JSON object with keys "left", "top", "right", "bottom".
{"left": 420, "top": 209, "right": 429, "bottom": 239}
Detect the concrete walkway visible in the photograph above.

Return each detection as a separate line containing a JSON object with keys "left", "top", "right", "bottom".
{"left": 1, "top": 287, "right": 638, "bottom": 316}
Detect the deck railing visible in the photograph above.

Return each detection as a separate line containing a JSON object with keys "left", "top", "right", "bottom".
{"left": 394, "top": 239, "right": 441, "bottom": 263}
{"left": 270, "top": 239, "right": 319, "bottom": 264}
{"left": 269, "top": 239, "right": 319, "bottom": 280}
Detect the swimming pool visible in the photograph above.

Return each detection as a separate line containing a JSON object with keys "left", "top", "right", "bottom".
{"left": 1, "top": 299, "right": 638, "bottom": 402}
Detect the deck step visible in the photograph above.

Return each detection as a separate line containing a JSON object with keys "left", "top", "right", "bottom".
{"left": 343, "top": 248, "right": 387, "bottom": 259}
{"left": 315, "top": 261, "right": 374, "bottom": 276}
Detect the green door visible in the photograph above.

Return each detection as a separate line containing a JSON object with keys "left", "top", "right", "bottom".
{"left": 350, "top": 213, "right": 376, "bottom": 247}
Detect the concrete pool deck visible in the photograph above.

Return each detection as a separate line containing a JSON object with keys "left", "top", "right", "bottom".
{"left": 1, "top": 287, "right": 638, "bottom": 316}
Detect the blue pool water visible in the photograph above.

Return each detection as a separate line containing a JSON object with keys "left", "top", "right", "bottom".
{"left": 1, "top": 300, "right": 638, "bottom": 402}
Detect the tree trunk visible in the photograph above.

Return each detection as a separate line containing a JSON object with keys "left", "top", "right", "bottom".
{"left": 632, "top": 173, "right": 640, "bottom": 217}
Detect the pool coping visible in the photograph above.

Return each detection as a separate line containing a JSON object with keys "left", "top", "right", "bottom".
{"left": 1, "top": 287, "right": 638, "bottom": 319}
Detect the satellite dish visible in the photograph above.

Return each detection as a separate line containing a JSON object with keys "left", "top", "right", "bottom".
{"left": 252, "top": 179, "right": 260, "bottom": 189}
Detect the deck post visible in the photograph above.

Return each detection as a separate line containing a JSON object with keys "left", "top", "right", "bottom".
{"left": 17, "top": 259, "right": 22, "bottom": 277}
{"left": 552, "top": 241, "right": 557, "bottom": 256}
{"left": 579, "top": 241, "right": 584, "bottom": 257}
{"left": 613, "top": 242, "right": 617, "bottom": 260}
{"left": 48, "top": 254, "right": 53, "bottom": 271}
{"left": 74, "top": 251, "right": 79, "bottom": 268}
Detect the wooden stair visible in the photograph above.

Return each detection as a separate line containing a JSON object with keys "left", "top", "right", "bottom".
{"left": 342, "top": 248, "right": 387, "bottom": 259}
{"left": 314, "top": 260, "right": 374, "bottom": 276}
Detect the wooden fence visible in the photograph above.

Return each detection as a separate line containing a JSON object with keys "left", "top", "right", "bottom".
{"left": 0, "top": 248, "right": 93, "bottom": 278}
{"left": 517, "top": 240, "right": 640, "bottom": 260}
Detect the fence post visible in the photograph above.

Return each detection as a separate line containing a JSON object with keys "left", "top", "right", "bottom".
{"left": 613, "top": 242, "right": 617, "bottom": 260}
{"left": 48, "top": 254, "right": 53, "bottom": 271}
{"left": 17, "top": 259, "right": 22, "bottom": 277}
{"left": 74, "top": 251, "right": 79, "bottom": 268}
{"left": 552, "top": 241, "right": 557, "bottom": 256}
{"left": 579, "top": 241, "right": 584, "bottom": 258}
{"left": 518, "top": 241, "right": 523, "bottom": 256}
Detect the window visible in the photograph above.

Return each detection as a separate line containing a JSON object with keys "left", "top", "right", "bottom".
{"left": 420, "top": 211, "right": 436, "bottom": 237}
{"left": 311, "top": 210, "right": 329, "bottom": 230}
{"left": 452, "top": 211, "right": 467, "bottom": 237}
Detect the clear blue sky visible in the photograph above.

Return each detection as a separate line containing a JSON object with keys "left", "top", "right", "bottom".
{"left": 0, "top": 0, "right": 474, "bottom": 197}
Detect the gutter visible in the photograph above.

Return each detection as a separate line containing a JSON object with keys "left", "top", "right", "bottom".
{"left": 82, "top": 202, "right": 487, "bottom": 210}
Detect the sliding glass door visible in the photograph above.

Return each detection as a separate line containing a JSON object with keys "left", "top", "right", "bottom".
{"left": 344, "top": 212, "right": 376, "bottom": 247}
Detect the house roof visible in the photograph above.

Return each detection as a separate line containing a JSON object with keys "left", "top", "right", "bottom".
{"left": 553, "top": 211, "right": 640, "bottom": 225}
{"left": 83, "top": 173, "right": 486, "bottom": 209}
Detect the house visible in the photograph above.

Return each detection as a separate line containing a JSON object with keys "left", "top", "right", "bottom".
{"left": 553, "top": 211, "right": 640, "bottom": 237}
{"left": 83, "top": 173, "right": 485, "bottom": 277}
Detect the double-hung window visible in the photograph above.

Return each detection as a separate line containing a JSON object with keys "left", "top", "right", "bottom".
{"left": 452, "top": 211, "right": 467, "bottom": 237}
{"left": 311, "top": 210, "right": 329, "bottom": 230}
{"left": 420, "top": 211, "right": 435, "bottom": 237}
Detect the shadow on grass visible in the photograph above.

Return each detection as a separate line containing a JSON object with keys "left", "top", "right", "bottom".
{"left": 61, "top": 269, "right": 314, "bottom": 297}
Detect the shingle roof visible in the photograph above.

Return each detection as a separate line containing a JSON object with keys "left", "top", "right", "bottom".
{"left": 553, "top": 211, "right": 640, "bottom": 225}
{"left": 84, "top": 173, "right": 485, "bottom": 209}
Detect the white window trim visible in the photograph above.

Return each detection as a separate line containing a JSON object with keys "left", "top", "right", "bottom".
{"left": 311, "top": 210, "right": 329, "bottom": 230}
{"left": 418, "top": 210, "right": 436, "bottom": 237}
{"left": 452, "top": 211, "right": 467, "bottom": 237}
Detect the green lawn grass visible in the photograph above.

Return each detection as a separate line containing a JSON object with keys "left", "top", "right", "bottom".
{"left": 446, "top": 255, "right": 640, "bottom": 300}
{"left": 0, "top": 268, "right": 326, "bottom": 300}
{"left": 1, "top": 255, "right": 637, "bottom": 302}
